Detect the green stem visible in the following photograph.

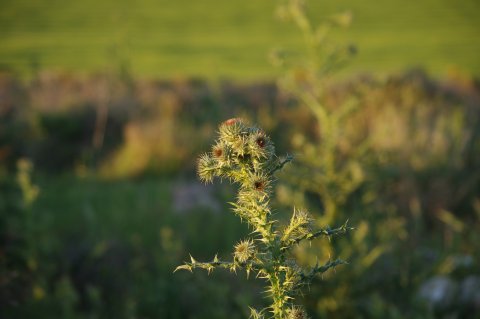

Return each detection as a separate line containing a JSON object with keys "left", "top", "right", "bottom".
{"left": 270, "top": 271, "right": 287, "bottom": 319}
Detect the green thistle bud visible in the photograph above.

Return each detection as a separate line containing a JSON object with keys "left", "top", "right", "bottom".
{"left": 212, "top": 143, "right": 224, "bottom": 158}
{"left": 232, "top": 137, "right": 249, "bottom": 158}
{"left": 211, "top": 141, "right": 233, "bottom": 167}
{"left": 219, "top": 118, "right": 248, "bottom": 145}
{"left": 197, "top": 153, "right": 217, "bottom": 183}
{"left": 287, "top": 306, "right": 308, "bottom": 319}
{"left": 248, "top": 172, "right": 270, "bottom": 190}
{"left": 248, "top": 130, "right": 275, "bottom": 160}
{"left": 234, "top": 239, "right": 256, "bottom": 263}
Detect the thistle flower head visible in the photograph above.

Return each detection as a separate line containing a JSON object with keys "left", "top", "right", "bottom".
{"left": 234, "top": 239, "right": 256, "bottom": 263}
{"left": 219, "top": 118, "right": 248, "bottom": 145}
{"left": 248, "top": 173, "right": 272, "bottom": 197}
{"left": 248, "top": 129, "right": 275, "bottom": 160}
{"left": 287, "top": 306, "right": 308, "bottom": 319}
{"left": 211, "top": 141, "right": 233, "bottom": 167}
{"left": 197, "top": 153, "right": 217, "bottom": 183}
{"left": 212, "top": 143, "right": 224, "bottom": 158}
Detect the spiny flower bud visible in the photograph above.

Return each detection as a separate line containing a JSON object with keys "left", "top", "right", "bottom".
{"left": 197, "top": 153, "right": 217, "bottom": 183}
{"left": 287, "top": 306, "right": 308, "bottom": 319}
{"left": 234, "top": 239, "right": 256, "bottom": 263}
{"left": 219, "top": 118, "right": 248, "bottom": 145}
{"left": 248, "top": 173, "right": 271, "bottom": 194}
{"left": 232, "top": 136, "right": 249, "bottom": 157}
{"left": 248, "top": 130, "right": 274, "bottom": 160}
{"left": 211, "top": 141, "right": 233, "bottom": 166}
{"left": 212, "top": 144, "right": 224, "bottom": 158}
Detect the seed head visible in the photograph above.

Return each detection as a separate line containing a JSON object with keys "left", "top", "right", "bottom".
{"left": 234, "top": 239, "right": 256, "bottom": 263}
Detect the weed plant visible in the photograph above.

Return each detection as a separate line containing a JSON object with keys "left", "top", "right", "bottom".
{"left": 176, "top": 118, "right": 352, "bottom": 319}
{"left": 272, "top": 1, "right": 480, "bottom": 318}
{"left": 272, "top": 0, "right": 365, "bottom": 225}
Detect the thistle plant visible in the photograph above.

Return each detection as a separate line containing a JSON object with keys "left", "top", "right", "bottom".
{"left": 272, "top": 0, "right": 368, "bottom": 225}
{"left": 175, "top": 118, "right": 352, "bottom": 319}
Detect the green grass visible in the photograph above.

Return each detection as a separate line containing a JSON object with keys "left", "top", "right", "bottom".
{"left": 0, "top": 0, "right": 479, "bottom": 80}
{"left": 7, "top": 174, "right": 258, "bottom": 318}
{"left": 32, "top": 175, "right": 247, "bottom": 257}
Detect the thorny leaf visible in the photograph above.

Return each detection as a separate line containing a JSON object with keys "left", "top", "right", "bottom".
{"left": 173, "top": 264, "right": 192, "bottom": 273}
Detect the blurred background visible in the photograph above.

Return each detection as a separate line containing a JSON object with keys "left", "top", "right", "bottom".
{"left": 0, "top": 0, "right": 479, "bottom": 318}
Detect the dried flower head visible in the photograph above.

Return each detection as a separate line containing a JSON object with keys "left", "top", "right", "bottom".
{"left": 234, "top": 239, "right": 256, "bottom": 263}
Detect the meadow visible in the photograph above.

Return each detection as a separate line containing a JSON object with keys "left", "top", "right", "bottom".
{"left": 1, "top": 0, "right": 480, "bottom": 318}
{"left": 0, "top": 0, "right": 479, "bottom": 79}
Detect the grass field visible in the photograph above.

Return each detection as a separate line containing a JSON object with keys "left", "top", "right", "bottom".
{"left": 7, "top": 174, "right": 256, "bottom": 318}
{"left": 0, "top": 0, "right": 479, "bottom": 80}
{"left": 32, "top": 175, "right": 247, "bottom": 257}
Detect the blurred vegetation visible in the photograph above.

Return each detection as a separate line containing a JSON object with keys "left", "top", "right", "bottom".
{"left": 271, "top": 1, "right": 480, "bottom": 318}
{"left": 0, "top": 67, "right": 479, "bottom": 318}
{"left": 0, "top": 0, "right": 479, "bottom": 79}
